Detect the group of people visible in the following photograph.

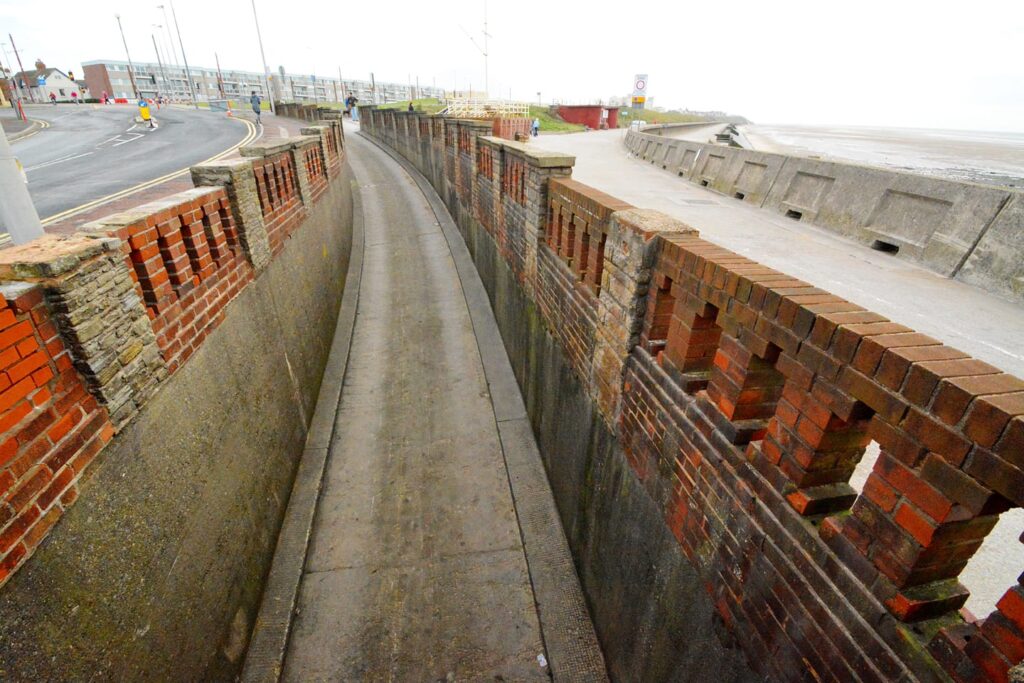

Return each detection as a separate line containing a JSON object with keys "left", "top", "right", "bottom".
{"left": 47, "top": 91, "right": 82, "bottom": 105}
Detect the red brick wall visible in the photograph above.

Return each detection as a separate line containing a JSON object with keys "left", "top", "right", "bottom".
{"left": 0, "top": 286, "right": 113, "bottom": 586}
{"left": 253, "top": 152, "right": 305, "bottom": 256}
{"left": 492, "top": 118, "right": 531, "bottom": 140}
{"left": 302, "top": 143, "right": 329, "bottom": 204}
{"left": 359, "top": 106, "right": 1024, "bottom": 682}
{"left": 102, "top": 189, "right": 254, "bottom": 373}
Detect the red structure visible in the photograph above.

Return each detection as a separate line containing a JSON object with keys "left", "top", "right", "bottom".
{"left": 557, "top": 105, "right": 619, "bottom": 130}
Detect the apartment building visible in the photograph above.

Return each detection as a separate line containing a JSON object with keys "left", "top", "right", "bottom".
{"left": 82, "top": 59, "right": 443, "bottom": 104}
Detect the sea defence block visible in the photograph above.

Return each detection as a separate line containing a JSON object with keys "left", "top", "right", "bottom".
{"left": 626, "top": 125, "right": 1022, "bottom": 302}
{"left": 364, "top": 104, "right": 1024, "bottom": 683}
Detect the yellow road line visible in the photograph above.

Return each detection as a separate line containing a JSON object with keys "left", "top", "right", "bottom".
{"left": 41, "top": 117, "right": 258, "bottom": 226}
{"left": 10, "top": 118, "right": 49, "bottom": 142}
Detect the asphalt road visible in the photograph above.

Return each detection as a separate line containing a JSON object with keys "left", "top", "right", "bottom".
{"left": 2, "top": 104, "right": 252, "bottom": 221}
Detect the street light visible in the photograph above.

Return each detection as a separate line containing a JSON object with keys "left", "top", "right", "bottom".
{"left": 250, "top": 0, "right": 276, "bottom": 115}
{"left": 156, "top": 6, "right": 181, "bottom": 99}
{"left": 167, "top": 1, "right": 198, "bottom": 108}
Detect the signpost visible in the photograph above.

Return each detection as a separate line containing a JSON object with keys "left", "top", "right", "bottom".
{"left": 631, "top": 73, "right": 647, "bottom": 110}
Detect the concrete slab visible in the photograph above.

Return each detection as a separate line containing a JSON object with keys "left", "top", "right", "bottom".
{"left": 530, "top": 129, "right": 1024, "bottom": 378}
{"left": 281, "top": 132, "right": 604, "bottom": 681}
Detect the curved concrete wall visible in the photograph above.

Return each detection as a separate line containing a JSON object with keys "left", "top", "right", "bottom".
{"left": 625, "top": 129, "right": 1023, "bottom": 303}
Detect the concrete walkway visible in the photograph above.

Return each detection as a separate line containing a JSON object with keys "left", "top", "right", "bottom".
{"left": 280, "top": 129, "right": 604, "bottom": 680}
{"left": 532, "top": 129, "right": 1024, "bottom": 379}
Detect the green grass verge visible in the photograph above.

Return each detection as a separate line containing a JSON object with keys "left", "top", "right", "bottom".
{"left": 616, "top": 108, "right": 707, "bottom": 127}
{"left": 377, "top": 98, "right": 446, "bottom": 114}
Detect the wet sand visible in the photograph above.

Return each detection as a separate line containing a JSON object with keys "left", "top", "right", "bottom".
{"left": 740, "top": 124, "right": 1024, "bottom": 189}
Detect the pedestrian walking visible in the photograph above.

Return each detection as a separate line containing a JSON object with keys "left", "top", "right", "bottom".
{"left": 49, "top": 92, "right": 57, "bottom": 106}
{"left": 250, "top": 91, "right": 262, "bottom": 125}
{"left": 407, "top": 101, "right": 414, "bottom": 112}
{"left": 71, "top": 91, "right": 79, "bottom": 104}
{"left": 532, "top": 117, "right": 540, "bottom": 137}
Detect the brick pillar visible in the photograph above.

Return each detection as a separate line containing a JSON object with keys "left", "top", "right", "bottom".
{"left": 0, "top": 235, "right": 166, "bottom": 428}
{"left": 300, "top": 125, "right": 339, "bottom": 176}
{"left": 191, "top": 158, "right": 272, "bottom": 273}
{"left": 287, "top": 137, "right": 319, "bottom": 206}
{"left": 500, "top": 142, "right": 575, "bottom": 298}
{"left": 590, "top": 209, "right": 698, "bottom": 423}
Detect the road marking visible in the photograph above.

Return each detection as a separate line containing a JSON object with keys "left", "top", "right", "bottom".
{"left": 41, "top": 118, "right": 259, "bottom": 226}
{"left": 9, "top": 118, "right": 50, "bottom": 143}
{"left": 25, "top": 152, "right": 94, "bottom": 172}
{"left": 113, "top": 132, "right": 145, "bottom": 146}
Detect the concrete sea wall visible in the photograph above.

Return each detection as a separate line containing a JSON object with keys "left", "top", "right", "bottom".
{"left": 0, "top": 116, "right": 353, "bottom": 680}
{"left": 628, "top": 124, "right": 1024, "bottom": 304}
{"left": 363, "top": 105, "right": 1024, "bottom": 683}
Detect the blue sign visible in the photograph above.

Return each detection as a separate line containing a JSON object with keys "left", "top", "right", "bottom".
{"left": 37, "top": 76, "right": 46, "bottom": 86}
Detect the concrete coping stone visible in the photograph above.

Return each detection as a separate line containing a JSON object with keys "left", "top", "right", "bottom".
{"left": 481, "top": 136, "right": 575, "bottom": 168}
{"left": 80, "top": 187, "right": 224, "bottom": 233}
{"left": 458, "top": 119, "right": 495, "bottom": 130}
{"left": 239, "top": 139, "right": 296, "bottom": 157}
{"left": 0, "top": 234, "right": 122, "bottom": 279}
{"left": 191, "top": 157, "right": 253, "bottom": 173}
{"left": 612, "top": 208, "right": 700, "bottom": 240}
{"left": 292, "top": 135, "right": 321, "bottom": 149}
{"left": 300, "top": 125, "right": 329, "bottom": 136}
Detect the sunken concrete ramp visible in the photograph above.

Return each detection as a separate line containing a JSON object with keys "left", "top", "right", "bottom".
{"left": 278, "top": 131, "right": 605, "bottom": 681}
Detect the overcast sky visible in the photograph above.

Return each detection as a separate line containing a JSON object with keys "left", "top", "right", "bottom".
{"left": 1, "top": 0, "right": 1021, "bottom": 131}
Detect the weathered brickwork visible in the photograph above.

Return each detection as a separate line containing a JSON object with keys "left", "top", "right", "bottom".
{"left": 0, "top": 110, "right": 345, "bottom": 590}
{"left": 0, "top": 281, "right": 114, "bottom": 586}
{"left": 242, "top": 143, "right": 306, "bottom": 256}
{"left": 361, "top": 104, "right": 1024, "bottom": 683}
{"left": 83, "top": 188, "right": 254, "bottom": 373}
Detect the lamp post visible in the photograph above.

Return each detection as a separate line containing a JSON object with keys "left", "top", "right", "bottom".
{"left": 151, "top": 33, "right": 170, "bottom": 97}
{"left": 167, "top": 1, "right": 197, "bottom": 108}
{"left": 0, "top": 43, "right": 24, "bottom": 116}
{"left": 250, "top": 0, "right": 276, "bottom": 115}
{"left": 156, "top": 6, "right": 181, "bottom": 99}
{"left": 7, "top": 34, "right": 32, "bottom": 104}
{"left": 114, "top": 15, "right": 140, "bottom": 99}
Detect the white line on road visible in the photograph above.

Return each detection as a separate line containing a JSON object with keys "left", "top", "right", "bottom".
{"left": 112, "top": 133, "right": 145, "bottom": 147}
{"left": 25, "top": 152, "right": 94, "bottom": 172}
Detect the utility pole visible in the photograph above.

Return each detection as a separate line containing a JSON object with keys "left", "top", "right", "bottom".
{"left": 0, "top": 124, "right": 44, "bottom": 244}
{"left": 115, "top": 15, "right": 141, "bottom": 99}
{"left": 8, "top": 34, "right": 32, "bottom": 103}
{"left": 370, "top": 72, "right": 376, "bottom": 104}
{"left": 416, "top": 75, "right": 420, "bottom": 101}
{"left": 338, "top": 66, "right": 346, "bottom": 102}
{"left": 152, "top": 34, "right": 170, "bottom": 97}
{"left": 0, "top": 44, "right": 23, "bottom": 118}
{"left": 250, "top": 0, "right": 276, "bottom": 114}
{"left": 157, "top": 6, "right": 181, "bottom": 99}
{"left": 169, "top": 1, "right": 198, "bottom": 108}
{"left": 214, "top": 52, "right": 225, "bottom": 99}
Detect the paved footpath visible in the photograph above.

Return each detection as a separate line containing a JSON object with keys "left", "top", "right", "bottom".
{"left": 281, "top": 128, "right": 605, "bottom": 680}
